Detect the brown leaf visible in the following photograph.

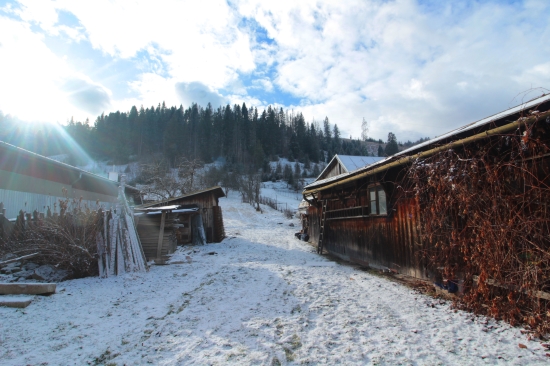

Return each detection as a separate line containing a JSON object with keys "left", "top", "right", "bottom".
{"left": 518, "top": 343, "right": 527, "bottom": 349}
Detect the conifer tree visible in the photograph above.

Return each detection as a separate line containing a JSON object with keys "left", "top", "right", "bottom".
{"left": 384, "top": 132, "right": 399, "bottom": 156}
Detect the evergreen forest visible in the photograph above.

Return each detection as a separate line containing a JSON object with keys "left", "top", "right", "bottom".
{"left": 0, "top": 102, "right": 429, "bottom": 175}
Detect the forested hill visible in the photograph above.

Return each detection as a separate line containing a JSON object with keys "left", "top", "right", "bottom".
{"left": 1, "top": 103, "right": 428, "bottom": 169}
{"left": 71, "top": 102, "right": 369, "bottom": 167}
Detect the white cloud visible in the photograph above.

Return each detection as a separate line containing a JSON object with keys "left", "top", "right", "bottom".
{"left": 175, "top": 81, "right": 227, "bottom": 107}
{"left": 0, "top": 15, "right": 110, "bottom": 122}
{"left": 61, "top": 77, "right": 111, "bottom": 114}
{"left": 234, "top": 0, "right": 550, "bottom": 139}
{"left": 47, "top": 0, "right": 255, "bottom": 87}
{"left": 126, "top": 73, "right": 179, "bottom": 108}
{"left": 251, "top": 78, "right": 274, "bottom": 93}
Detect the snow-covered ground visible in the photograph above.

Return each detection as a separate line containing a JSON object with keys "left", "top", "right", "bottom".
{"left": 1, "top": 191, "right": 548, "bottom": 365}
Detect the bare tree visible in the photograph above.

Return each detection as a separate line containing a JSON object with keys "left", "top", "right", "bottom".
{"left": 176, "top": 157, "right": 204, "bottom": 194}
{"left": 139, "top": 159, "right": 179, "bottom": 200}
{"left": 361, "top": 117, "right": 369, "bottom": 141}
{"left": 238, "top": 171, "right": 262, "bottom": 211}
{"left": 138, "top": 157, "right": 204, "bottom": 200}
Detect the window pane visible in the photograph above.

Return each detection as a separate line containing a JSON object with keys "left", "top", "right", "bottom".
{"left": 369, "top": 188, "right": 377, "bottom": 214}
{"left": 378, "top": 187, "right": 387, "bottom": 215}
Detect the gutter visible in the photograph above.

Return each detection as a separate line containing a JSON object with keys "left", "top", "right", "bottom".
{"left": 303, "top": 111, "right": 550, "bottom": 196}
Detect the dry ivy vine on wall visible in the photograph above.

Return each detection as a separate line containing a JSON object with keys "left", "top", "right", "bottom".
{"left": 407, "top": 116, "right": 550, "bottom": 335}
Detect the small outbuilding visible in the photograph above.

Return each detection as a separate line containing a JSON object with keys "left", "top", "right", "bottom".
{"left": 135, "top": 186, "right": 226, "bottom": 260}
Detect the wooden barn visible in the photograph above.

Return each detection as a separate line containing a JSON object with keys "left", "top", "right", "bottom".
{"left": 135, "top": 186, "right": 226, "bottom": 260}
{"left": 302, "top": 94, "right": 550, "bottom": 280}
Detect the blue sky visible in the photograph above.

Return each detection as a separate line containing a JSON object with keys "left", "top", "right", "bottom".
{"left": 0, "top": 0, "right": 549, "bottom": 141}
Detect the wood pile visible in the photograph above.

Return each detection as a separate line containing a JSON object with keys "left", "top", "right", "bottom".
{"left": 96, "top": 177, "right": 147, "bottom": 277}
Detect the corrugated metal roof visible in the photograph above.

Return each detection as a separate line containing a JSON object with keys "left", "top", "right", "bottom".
{"left": 337, "top": 155, "right": 384, "bottom": 172}
{"left": 0, "top": 140, "right": 120, "bottom": 198}
{"left": 316, "top": 154, "right": 383, "bottom": 181}
{"left": 0, "top": 140, "right": 117, "bottom": 188}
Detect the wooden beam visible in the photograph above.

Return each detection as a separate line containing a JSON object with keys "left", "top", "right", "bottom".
{"left": 156, "top": 211, "right": 166, "bottom": 259}
{"left": 0, "top": 296, "right": 33, "bottom": 308}
{"left": 0, "top": 283, "right": 56, "bottom": 295}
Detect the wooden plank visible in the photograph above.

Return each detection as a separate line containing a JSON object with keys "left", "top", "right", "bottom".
{"left": 96, "top": 232, "right": 105, "bottom": 278}
{"left": 104, "top": 211, "right": 111, "bottom": 276}
{"left": 156, "top": 211, "right": 166, "bottom": 259}
{"left": 0, "top": 283, "right": 56, "bottom": 295}
{"left": 0, "top": 296, "right": 33, "bottom": 308}
{"left": 125, "top": 212, "right": 147, "bottom": 269}
{"left": 109, "top": 215, "right": 118, "bottom": 276}
{"left": 122, "top": 227, "right": 134, "bottom": 272}
{"left": 116, "top": 220, "right": 125, "bottom": 275}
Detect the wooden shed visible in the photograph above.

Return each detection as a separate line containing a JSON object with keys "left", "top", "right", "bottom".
{"left": 134, "top": 205, "right": 204, "bottom": 261}
{"left": 135, "top": 186, "right": 226, "bottom": 260}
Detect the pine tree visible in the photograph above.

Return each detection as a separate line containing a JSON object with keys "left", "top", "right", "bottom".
{"left": 384, "top": 132, "right": 399, "bottom": 156}
{"left": 377, "top": 144, "right": 384, "bottom": 157}
{"left": 332, "top": 124, "right": 341, "bottom": 154}
{"left": 323, "top": 117, "right": 332, "bottom": 154}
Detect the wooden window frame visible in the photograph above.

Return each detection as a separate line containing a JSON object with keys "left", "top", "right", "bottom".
{"left": 323, "top": 185, "right": 387, "bottom": 221}
{"left": 368, "top": 185, "right": 387, "bottom": 216}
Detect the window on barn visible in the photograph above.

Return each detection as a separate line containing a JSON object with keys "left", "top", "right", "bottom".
{"left": 369, "top": 186, "right": 387, "bottom": 215}
{"left": 323, "top": 185, "right": 387, "bottom": 221}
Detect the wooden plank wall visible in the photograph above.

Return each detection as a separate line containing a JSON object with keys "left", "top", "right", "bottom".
{"left": 137, "top": 214, "right": 176, "bottom": 260}
{"left": 212, "top": 206, "right": 225, "bottom": 242}
{"left": 307, "top": 184, "right": 427, "bottom": 279}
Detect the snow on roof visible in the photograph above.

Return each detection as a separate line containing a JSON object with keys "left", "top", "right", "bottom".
{"left": 137, "top": 186, "right": 225, "bottom": 208}
{"left": 136, "top": 205, "right": 181, "bottom": 211}
{"left": 134, "top": 205, "right": 199, "bottom": 215}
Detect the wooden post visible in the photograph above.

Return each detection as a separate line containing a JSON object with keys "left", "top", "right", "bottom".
{"left": 156, "top": 211, "right": 166, "bottom": 259}
{"left": 109, "top": 214, "right": 118, "bottom": 276}
{"left": 104, "top": 210, "right": 111, "bottom": 276}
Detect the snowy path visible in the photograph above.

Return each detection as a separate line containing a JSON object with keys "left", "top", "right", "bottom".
{"left": 0, "top": 192, "right": 548, "bottom": 365}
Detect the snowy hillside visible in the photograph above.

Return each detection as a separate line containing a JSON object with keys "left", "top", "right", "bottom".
{"left": 0, "top": 190, "right": 548, "bottom": 365}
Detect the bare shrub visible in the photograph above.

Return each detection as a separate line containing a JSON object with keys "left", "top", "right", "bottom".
{"left": 283, "top": 208, "right": 294, "bottom": 219}
{"left": 0, "top": 197, "right": 101, "bottom": 279}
